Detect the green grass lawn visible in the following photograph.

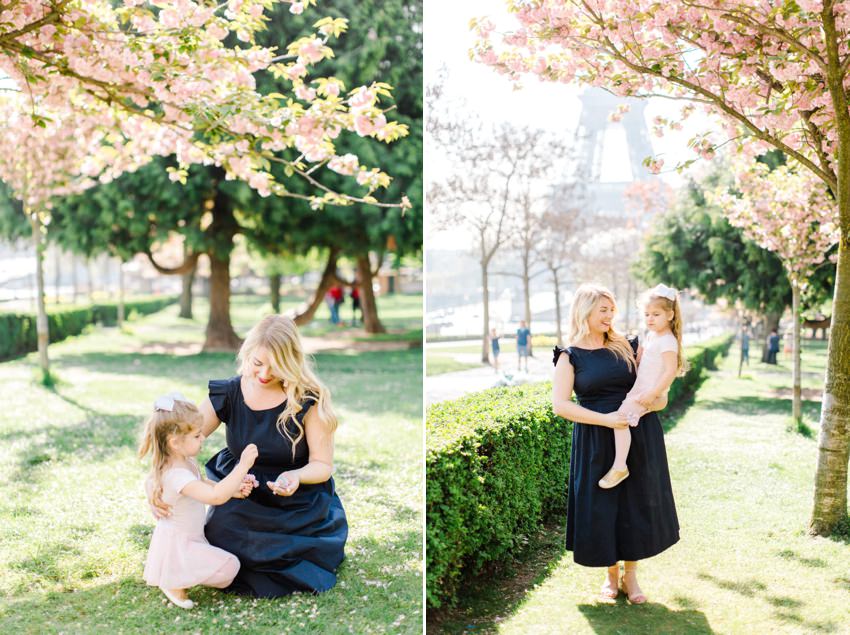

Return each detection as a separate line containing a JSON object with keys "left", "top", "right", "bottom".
{"left": 432, "top": 338, "right": 850, "bottom": 634}
{"left": 425, "top": 354, "right": 481, "bottom": 377}
{"left": 0, "top": 298, "right": 423, "bottom": 634}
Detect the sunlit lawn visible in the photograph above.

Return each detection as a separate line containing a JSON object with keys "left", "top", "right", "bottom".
{"left": 0, "top": 297, "right": 423, "bottom": 634}
{"left": 432, "top": 338, "right": 849, "bottom": 634}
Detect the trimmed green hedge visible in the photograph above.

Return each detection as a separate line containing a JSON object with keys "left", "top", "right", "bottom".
{"left": 426, "top": 333, "right": 733, "bottom": 608}
{"left": 0, "top": 297, "right": 177, "bottom": 360}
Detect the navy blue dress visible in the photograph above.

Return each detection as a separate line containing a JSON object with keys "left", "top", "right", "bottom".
{"left": 204, "top": 376, "right": 347, "bottom": 597}
{"left": 553, "top": 339, "right": 679, "bottom": 566}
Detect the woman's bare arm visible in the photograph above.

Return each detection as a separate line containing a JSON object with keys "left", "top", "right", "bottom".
{"left": 199, "top": 397, "right": 222, "bottom": 438}
{"left": 268, "top": 406, "right": 335, "bottom": 496}
{"left": 552, "top": 352, "right": 628, "bottom": 429}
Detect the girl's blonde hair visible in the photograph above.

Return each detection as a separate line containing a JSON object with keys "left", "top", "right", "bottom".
{"left": 643, "top": 288, "right": 689, "bottom": 377}
{"left": 237, "top": 315, "right": 337, "bottom": 458}
{"left": 138, "top": 400, "right": 203, "bottom": 510}
{"left": 568, "top": 283, "right": 636, "bottom": 372}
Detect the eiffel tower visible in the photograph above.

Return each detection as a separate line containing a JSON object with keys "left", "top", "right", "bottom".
{"left": 549, "top": 89, "right": 663, "bottom": 330}
{"left": 575, "top": 88, "right": 657, "bottom": 216}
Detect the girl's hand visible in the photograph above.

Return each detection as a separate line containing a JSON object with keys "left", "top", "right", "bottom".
{"left": 605, "top": 411, "right": 629, "bottom": 429}
{"left": 267, "top": 472, "right": 300, "bottom": 497}
{"left": 240, "top": 443, "right": 258, "bottom": 467}
{"left": 233, "top": 474, "right": 259, "bottom": 499}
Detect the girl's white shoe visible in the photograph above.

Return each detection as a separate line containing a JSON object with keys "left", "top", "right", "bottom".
{"left": 161, "top": 587, "right": 194, "bottom": 609}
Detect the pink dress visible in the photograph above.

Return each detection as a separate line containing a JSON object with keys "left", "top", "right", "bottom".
{"left": 619, "top": 331, "right": 679, "bottom": 426}
{"left": 143, "top": 464, "right": 240, "bottom": 589}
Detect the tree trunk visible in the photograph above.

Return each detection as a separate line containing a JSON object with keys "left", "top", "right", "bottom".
{"left": 293, "top": 247, "right": 340, "bottom": 326}
{"left": 29, "top": 213, "right": 49, "bottom": 380}
{"left": 270, "top": 273, "right": 282, "bottom": 314}
{"left": 87, "top": 258, "right": 95, "bottom": 303}
{"left": 357, "top": 254, "right": 385, "bottom": 334}
{"left": 481, "top": 258, "right": 490, "bottom": 364}
{"left": 761, "top": 311, "right": 782, "bottom": 362}
{"left": 204, "top": 253, "right": 241, "bottom": 351}
{"left": 179, "top": 245, "right": 196, "bottom": 319}
{"left": 810, "top": 120, "right": 850, "bottom": 535}
{"left": 54, "top": 246, "right": 61, "bottom": 304}
{"left": 71, "top": 254, "right": 78, "bottom": 304}
{"left": 522, "top": 257, "right": 531, "bottom": 327}
{"left": 202, "top": 183, "right": 241, "bottom": 352}
{"left": 792, "top": 283, "right": 802, "bottom": 424}
{"left": 117, "top": 260, "right": 125, "bottom": 328}
{"left": 553, "top": 268, "right": 563, "bottom": 346}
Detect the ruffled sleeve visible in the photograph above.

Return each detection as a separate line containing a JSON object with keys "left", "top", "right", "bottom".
{"left": 553, "top": 345, "right": 570, "bottom": 367}
{"left": 658, "top": 333, "right": 679, "bottom": 354}
{"left": 208, "top": 377, "right": 234, "bottom": 424}
{"left": 163, "top": 467, "right": 197, "bottom": 496}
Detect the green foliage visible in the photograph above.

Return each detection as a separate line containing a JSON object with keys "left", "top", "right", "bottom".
{"left": 245, "top": 0, "right": 423, "bottom": 259}
{"left": 0, "top": 297, "right": 176, "bottom": 359}
{"left": 426, "top": 382, "right": 571, "bottom": 608}
{"left": 426, "top": 335, "right": 734, "bottom": 608}
{"left": 635, "top": 164, "right": 834, "bottom": 317}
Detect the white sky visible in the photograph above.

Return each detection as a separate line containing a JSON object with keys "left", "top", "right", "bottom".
{"left": 424, "top": 0, "right": 721, "bottom": 249}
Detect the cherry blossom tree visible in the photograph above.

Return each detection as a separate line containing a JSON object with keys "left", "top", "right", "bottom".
{"left": 474, "top": 0, "right": 850, "bottom": 536}
{"left": 0, "top": 0, "right": 412, "bottom": 368}
{"left": 718, "top": 160, "right": 839, "bottom": 424}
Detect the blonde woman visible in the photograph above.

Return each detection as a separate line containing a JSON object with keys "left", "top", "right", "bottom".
{"left": 552, "top": 284, "right": 679, "bottom": 604}
{"left": 149, "top": 315, "right": 347, "bottom": 597}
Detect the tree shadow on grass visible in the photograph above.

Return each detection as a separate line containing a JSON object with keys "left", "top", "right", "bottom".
{"left": 697, "top": 572, "right": 837, "bottom": 633}
{"left": 694, "top": 395, "right": 821, "bottom": 422}
{"left": 577, "top": 602, "right": 715, "bottom": 634}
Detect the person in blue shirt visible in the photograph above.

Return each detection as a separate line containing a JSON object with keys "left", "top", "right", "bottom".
{"left": 516, "top": 320, "right": 531, "bottom": 372}
{"left": 490, "top": 327, "right": 501, "bottom": 373}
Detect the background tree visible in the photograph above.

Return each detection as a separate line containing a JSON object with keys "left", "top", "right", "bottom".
{"left": 476, "top": 1, "right": 850, "bottom": 534}
{"left": 536, "top": 201, "right": 584, "bottom": 346}
{"left": 429, "top": 118, "right": 559, "bottom": 363}
{"left": 719, "top": 160, "right": 839, "bottom": 424}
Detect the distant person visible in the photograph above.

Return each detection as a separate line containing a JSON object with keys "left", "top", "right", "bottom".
{"left": 350, "top": 285, "right": 362, "bottom": 325}
{"left": 516, "top": 320, "right": 531, "bottom": 372}
{"left": 490, "top": 327, "right": 501, "bottom": 373}
{"left": 325, "top": 288, "right": 339, "bottom": 325}
{"left": 767, "top": 328, "right": 780, "bottom": 364}
{"left": 741, "top": 328, "right": 750, "bottom": 366}
{"left": 328, "top": 285, "right": 344, "bottom": 326}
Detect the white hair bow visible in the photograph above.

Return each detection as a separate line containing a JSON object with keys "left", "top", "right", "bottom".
{"left": 154, "top": 391, "right": 190, "bottom": 412}
{"left": 650, "top": 283, "right": 678, "bottom": 302}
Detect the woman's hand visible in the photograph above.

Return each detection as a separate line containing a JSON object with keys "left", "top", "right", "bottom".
{"left": 604, "top": 411, "right": 629, "bottom": 429}
{"left": 267, "top": 471, "right": 300, "bottom": 497}
{"left": 149, "top": 498, "right": 172, "bottom": 519}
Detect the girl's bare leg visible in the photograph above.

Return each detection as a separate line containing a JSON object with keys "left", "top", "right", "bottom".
{"left": 612, "top": 427, "right": 630, "bottom": 470}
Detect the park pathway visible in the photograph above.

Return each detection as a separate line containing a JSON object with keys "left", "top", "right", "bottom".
{"left": 440, "top": 340, "right": 850, "bottom": 634}
{"left": 426, "top": 348, "right": 551, "bottom": 405}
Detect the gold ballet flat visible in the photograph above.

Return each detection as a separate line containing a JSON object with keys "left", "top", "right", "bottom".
{"left": 598, "top": 467, "right": 629, "bottom": 489}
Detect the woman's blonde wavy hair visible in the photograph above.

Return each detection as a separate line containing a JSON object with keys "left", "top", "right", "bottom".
{"left": 138, "top": 400, "right": 203, "bottom": 510}
{"left": 237, "top": 315, "right": 337, "bottom": 459}
{"left": 567, "top": 283, "right": 636, "bottom": 372}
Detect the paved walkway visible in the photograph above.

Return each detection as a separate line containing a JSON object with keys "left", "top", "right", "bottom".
{"left": 426, "top": 349, "right": 552, "bottom": 405}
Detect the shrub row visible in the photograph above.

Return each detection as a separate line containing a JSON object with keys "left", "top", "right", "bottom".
{"left": 426, "top": 333, "right": 733, "bottom": 608}
{"left": 0, "top": 297, "right": 177, "bottom": 360}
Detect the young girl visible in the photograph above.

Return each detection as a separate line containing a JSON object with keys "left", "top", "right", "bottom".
{"left": 139, "top": 393, "right": 259, "bottom": 608}
{"left": 599, "top": 284, "right": 687, "bottom": 489}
